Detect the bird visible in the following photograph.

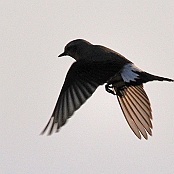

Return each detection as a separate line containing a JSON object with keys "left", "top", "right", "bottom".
{"left": 41, "top": 39, "right": 173, "bottom": 139}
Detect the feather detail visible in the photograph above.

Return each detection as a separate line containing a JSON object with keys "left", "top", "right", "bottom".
{"left": 116, "top": 85, "right": 152, "bottom": 139}
{"left": 121, "top": 63, "right": 142, "bottom": 83}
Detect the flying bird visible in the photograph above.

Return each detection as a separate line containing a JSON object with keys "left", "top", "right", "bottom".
{"left": 41, "top": 39, "right": 173, "bottom": 139}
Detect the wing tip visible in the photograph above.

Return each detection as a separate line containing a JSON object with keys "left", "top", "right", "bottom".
{"left": 135, "top": 129, "right": 152, "bottom": 140}
{"left": 40, "top": 117, "right": 58, "bottom": 136}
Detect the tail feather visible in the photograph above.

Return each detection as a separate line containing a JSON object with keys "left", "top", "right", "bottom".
{"left": 140, "top": 72, "right": 174, "bottom": 83}
{"left": 152, "top": 75, "right": 174, "bottom": 82}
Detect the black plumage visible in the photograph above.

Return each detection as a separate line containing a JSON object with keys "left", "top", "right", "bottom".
{"left": 41, "top": 39, "right": 173, "bottom": 139}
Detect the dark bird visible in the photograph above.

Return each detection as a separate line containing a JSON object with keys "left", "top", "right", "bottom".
{"left": 41, "top": 39, "right": 173, "bottom": 139}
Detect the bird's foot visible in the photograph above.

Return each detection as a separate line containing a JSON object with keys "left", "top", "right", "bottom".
{"left": 105, "top": 84, "right": 116, "bottom": 95}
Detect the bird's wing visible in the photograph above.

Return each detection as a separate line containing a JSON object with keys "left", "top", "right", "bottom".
{"left": 41, "top": 60, "right": 113, "bottom": 135}
{"left": 116, "top": 85, "right": 152, "bottom": 139}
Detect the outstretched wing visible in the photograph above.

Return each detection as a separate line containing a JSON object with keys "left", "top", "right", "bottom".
{"left": 116, "top": 85, "right": 152, "bottom": 139}
{"left": 41, "top": 62, "right": 99, "bottom": 135}
{"left": 41, "top": 60, "right": 118, "bottom": 135}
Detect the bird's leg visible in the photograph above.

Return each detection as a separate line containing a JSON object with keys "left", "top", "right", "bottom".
{"left": 106, "top": 74, "right": 127, "bottom": 96}
{"left": 105, "top": 83, "right": 126, "bottom": 97}
{"left": 105, "top": 84, "right": 116, "bottom": 95}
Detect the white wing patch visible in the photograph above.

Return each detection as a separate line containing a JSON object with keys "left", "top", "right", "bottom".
{"left": 121, "top": 63, "right": 142, "bottom": 83}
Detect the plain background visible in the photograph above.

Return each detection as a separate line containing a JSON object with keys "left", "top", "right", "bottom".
{"left": 1, "top": 1, "right": 174, "bottom": 174}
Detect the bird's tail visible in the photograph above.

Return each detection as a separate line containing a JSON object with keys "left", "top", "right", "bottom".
{"left": 150, "top": 74, "right": 173, "bottom": 82}
{"left": 140, "top": 72, "right": 174, "bottom": 83}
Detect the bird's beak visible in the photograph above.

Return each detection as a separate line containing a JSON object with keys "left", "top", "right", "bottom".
{"left": 58, "top": 52, "right": 67, "bottom": 57}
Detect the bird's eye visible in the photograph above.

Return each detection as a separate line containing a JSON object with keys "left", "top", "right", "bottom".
{"left": 66, "top": 45, "right": 77, "bottom": 52}
{"left": 66, "top": 46, "right": 71, "bottom": 51}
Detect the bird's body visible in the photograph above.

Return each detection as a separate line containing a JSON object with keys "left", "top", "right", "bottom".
{"left": 41, "top": 39, "right": 173, "bottom": 139}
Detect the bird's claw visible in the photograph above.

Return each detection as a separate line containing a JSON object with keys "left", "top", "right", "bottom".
{"left": 105, "top": 84, "right": 116, "bottom": 95}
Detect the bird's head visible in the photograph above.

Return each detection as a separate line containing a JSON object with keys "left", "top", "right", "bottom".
{"left": 58, "top": 39, "right": 91, "bottom": 60}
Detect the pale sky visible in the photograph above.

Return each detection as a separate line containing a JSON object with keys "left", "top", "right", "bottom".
{"left": 1, "top": 1, "right": 174, "bottom": 174}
